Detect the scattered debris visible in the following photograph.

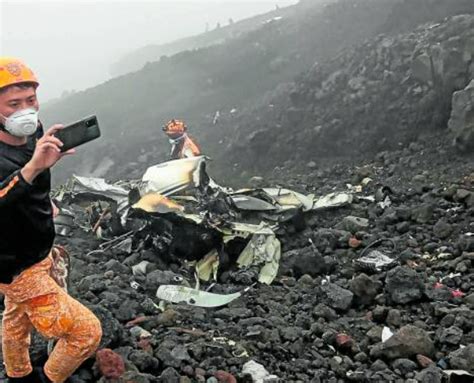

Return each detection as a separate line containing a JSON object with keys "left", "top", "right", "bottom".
{"left": 2, "top": 3, "right": 474, "bottom": 383}
{"left": 141, "top": 156, "right": 207, "bottom": 195}
{"left": 54, "top": 210, "right": 76, "bottom": 237}
{"left": 236, "top": 226, "right": 281, "bottom": 285}
{"left": 156, "top": 285, "right": 254, "bottom": 308}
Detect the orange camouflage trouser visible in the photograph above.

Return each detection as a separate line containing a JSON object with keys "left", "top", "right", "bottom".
{"left": 1, "top": 254, "right": 102, "bottom": 383}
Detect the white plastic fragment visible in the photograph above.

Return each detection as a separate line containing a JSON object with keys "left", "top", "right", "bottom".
{"left": 378, "top": 196, "right": 392, "bottom": 209}
{"left": 321, "top": 276, "right": 331, "bottom": 286}
{"left": 382, "top": 326, "right": 394, "bottom": 342}
{"left": 132, "top": 261, "right": 151, "bottom": 276}
{"left": 242, "top": 360, "right": 279, "bottom": 383}
{"left": 130, "top": 281, "right": 141, "bottom": 290}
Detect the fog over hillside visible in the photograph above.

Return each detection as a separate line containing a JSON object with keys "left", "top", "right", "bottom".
{"left": 0, "top": 0, "right": 296, "bottom": 101}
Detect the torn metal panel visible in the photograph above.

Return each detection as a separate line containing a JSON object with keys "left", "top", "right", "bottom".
{"left": 196, "top": 250, "right": 219, "bottom": 282}
{"left": 72, "top": 175, "right": 129, "bottom": 200}
{"left": 111, "top": 237, "right": 133, "bottom": 254}
{"left": 358, "top": 195, "right": 376, "bottom": 203}
{"left": 231, "top": 195, "right": 277, "bottom": 211}
{"left": 220, "top": 222, "right": 276, "bottom": 241}
{"left": 54, "top": 210, "right": 76, "bottom": 237}
{"left": 262, "top": 188, "right": 315, "bottom": 212}
{"left": 181, "top": 214, "right": 206, "bottom": 225}
{"left": 355, "top": 250, "right": 397, "bottom": 272}
{"left": 237, "top": 228, "right": 281, "bottom": 285}
{"left": 313, "top": 192, "right": 353, "bottom": 210}
{"left": 133, "top": 193, "right": 185, "bottom": 214}
{"left": 70, "top": 175, "right": 131, "bottom": 226}
{"left": 142, "top": 156, "right": 207, "bottom": 196}
{"left": 156, "top": 285, "right": 243, "bottom": 308}
{"left": 356, "top": 239, "right": 397, "bottom": 272}
{"left": 231, "top": 188, "right": 315, "bottom": 212}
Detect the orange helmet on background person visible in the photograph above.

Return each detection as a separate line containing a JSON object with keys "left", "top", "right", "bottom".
{"left": 0, "top": 57, "right": 39, "bottom": 90}
{"left": 163, "top": 119, "right": 187, "bottom": 139}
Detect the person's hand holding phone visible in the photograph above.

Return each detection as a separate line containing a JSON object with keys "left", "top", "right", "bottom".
{"left": 21, "top": 125, "right": 75, "bottom": 184}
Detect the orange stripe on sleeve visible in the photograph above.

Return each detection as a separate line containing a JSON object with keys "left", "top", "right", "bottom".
{"left": 0, "top": 175, "right": 20, "bottom": 198}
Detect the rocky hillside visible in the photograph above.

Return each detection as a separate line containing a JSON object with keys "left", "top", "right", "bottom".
{"left": 41, "top": 0, "right": 474, "bottom": 186}
{"left": 110, "top": 2, "right": 328, "bottom": 77}
{"left": 41, "top": 0, "right": 414, "bottom": 184}
{"left": 2, "top": 127, "right": 473, "bottom": 383}
{"left": 215, "top": 13, "right": 474, "bottom": 180}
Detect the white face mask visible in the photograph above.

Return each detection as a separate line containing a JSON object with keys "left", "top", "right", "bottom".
{"left": 169, "top": 133, "right": 186, "bottom": 145}
{"left": 1, "top": 108, "right": 39, "bottom": 137}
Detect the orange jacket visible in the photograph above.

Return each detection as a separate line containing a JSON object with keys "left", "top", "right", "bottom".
{"left": 170, "top": 134, "right": 201, "bottom": 159}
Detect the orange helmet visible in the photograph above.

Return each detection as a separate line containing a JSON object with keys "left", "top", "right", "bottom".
{"left": 0, "top": 57, "right": 39, "bottom": 90}
{"left": 163, "top": 119, "right": 187, "bottom": 138}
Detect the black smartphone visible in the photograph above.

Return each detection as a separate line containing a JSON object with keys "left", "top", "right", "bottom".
{"left": 55, "top": 115, "right": 101, "bottom": 152}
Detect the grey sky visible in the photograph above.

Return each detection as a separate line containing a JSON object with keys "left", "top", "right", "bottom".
{"left": 0, "top": 0, "right": 297, "bottom": 102}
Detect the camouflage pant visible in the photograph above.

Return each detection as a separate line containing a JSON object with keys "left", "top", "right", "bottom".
{"left": 1, "top": 249, "right": 102, "bottom": 382}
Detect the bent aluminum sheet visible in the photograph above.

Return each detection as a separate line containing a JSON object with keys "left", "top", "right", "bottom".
{"left": 231, "top": 195, "right": 277, "bottom": 211}
{"left": 54, "top": 210, "right": 76, "bottom": 236}
{"left": 262, "top": 188, "right": 315, "bottom": 212}
{"left": 231, "top": 188, "right": 315, "bottom": 212}
{"left": 133, "top": 193, "right": 185, "bottom": 214}
{"left": 142, "top": 156, "right": 206, "bottom": 196}
{"left": 157, "top": 285, "right": 242, "bottom": 308}
{"left": 355, "top": 250, "right": 397, "bottom": 272}
{"left": 72, "top": 175, "right": 129, "bottom": 200}
{"left": 313, "top": 192, "right": 353, "bottom": 210}
{"left": 237, "top": 227, "right": 281, "bottom": 285}
{"left": 221, "top": 222, "right": 277, "bottom": 240}
{"left": 71, "top": 175, "right": 130, "bottom": 220}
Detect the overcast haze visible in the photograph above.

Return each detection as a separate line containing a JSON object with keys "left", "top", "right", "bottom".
{"left": 0, "top": 0, "right": 297, "bottom": 102}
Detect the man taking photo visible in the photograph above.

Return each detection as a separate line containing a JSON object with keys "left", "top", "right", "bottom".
{"left": 0, "top": 57, "right": 102, "bottom": 383}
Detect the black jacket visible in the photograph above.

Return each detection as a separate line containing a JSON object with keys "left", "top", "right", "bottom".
{"left": 0, "top": 127, "right": 55, "bottom": 283}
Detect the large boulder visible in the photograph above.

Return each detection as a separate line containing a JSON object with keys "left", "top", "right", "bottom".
{"left": 447, "top": 344, "right": 474, "bottom": 373}
{"left": 371, "top": 325, "right": 435, "bottom": 360}
{"left": 411, "top": 53, "right": 434, "bottom": 84}
{"left": 322, "top": 283, "right": 354, "bottom": 312}
{"left": 449, "top": 79, "right": 474, "bottom": 152}
{"left": 385, "top": 266, "right": 425, "bottom": 304}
